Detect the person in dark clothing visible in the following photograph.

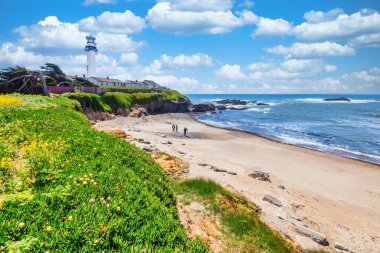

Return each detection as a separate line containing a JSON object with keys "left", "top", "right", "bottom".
{"left": 175, "top": 125, "right": 178, "bottom": 132}
{"left": 184, "top": 127, "right": 188, "bottom": 136}
{"left": 172, "top": 124, "right": 175, "bottom": 132}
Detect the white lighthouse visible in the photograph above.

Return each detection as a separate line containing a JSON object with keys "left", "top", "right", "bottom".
{"left": 85, "top": 35, "right": 97, "bottom": 78}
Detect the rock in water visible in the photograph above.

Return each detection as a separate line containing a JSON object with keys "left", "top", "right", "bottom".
{"left": 216, "top": 99, "right": 249, "bottom": 105}
{"left": 249, "top": 170, "right": 271, "bottom": 182}
{"left": 191, "top": 103, "right": 215, "bottom": 112}
{"left": 324, "top": 97, "right": 351, "bottom": 102}
{"left": 257, "top": 102, "right": 270, "bottom": 106}
{"left": 295, "top": 224, "right": 329, "bottom": 246}
{"left": 262, "top": 195, "right": 282, "bottom": 207}
{"left": 334, "top": 242, "right": 348, "bottom": 251}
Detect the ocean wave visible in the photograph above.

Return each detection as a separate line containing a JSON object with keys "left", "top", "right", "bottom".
{"left": 293, "top": 98, "right": 380, "bottom": 104}
{"left": 246, "top": 107, "right": 271, "bottom": 113}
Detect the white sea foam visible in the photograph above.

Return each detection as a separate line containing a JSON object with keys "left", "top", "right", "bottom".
{"left": 246, "top": 107, "right": 271, "bottom": 113}
{"left": 294, "top": 98, "right": 379, "bottom": 104}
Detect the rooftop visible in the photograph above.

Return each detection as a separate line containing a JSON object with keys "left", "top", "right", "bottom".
{"left": 90, "top": 77, "right": 122, "bottom": 83}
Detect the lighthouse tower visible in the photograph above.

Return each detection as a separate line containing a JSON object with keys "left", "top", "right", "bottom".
{"left": 85, "top": 35, "right": 97, "bottom": 78}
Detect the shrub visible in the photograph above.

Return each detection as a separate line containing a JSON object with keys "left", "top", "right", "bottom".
{"left": 132, "top": 92, "right": 158, "bottom": 105}
{"left": 63, "top": 91, "right": 111, "bottom": 112}
{"left": 102, "top": 92, "right": 133, "bottom": 113}
{"left": 162, "top": 89, "right": 189, "bottom": 103}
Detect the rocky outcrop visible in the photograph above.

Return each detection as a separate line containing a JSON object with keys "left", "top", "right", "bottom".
{"left": 143, "top": 96, "right": 191, "bottom": 114}
{"left": 84, "top": 108, "right": 115, "bottom": 121}
{"left": 129, "top": 107, "right": 148, "bottom": 118}
{"left": 191, "top": 103, "right": 216, "bottom": 112}
{"left": 334, "top": 242, "right": 348, "bottom": 251}
{"left": 262, "top": 195, "right": 282, "bottom": 207}
{"left": 216, "top": 99, "right": 255, "bottom": 105}
{"left": 216, "top": 105, "right": 227, "bottom": 110}
{"left": 257, "top": 102, "right": 270, "bottom": 106}
{"left": 324, "top": 97, "right": 351, "bottom": 102}
{"left": 249, "top": 170, "right": 271, "bottom": 182}
{"left": 295, "top": 224, "right": 329, "bottom": 246}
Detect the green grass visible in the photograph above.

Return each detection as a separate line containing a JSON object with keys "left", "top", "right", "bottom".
{"left": 62, "top": 91, "right": 111, "bottom": 113}
{"left": 0, "top": 95, "right": 208, "bottom": 252}
{"left": 132, "top": 92, "right": 159, "bottom": 105}
{"left": 174, "top": 178, "right": 295, "bottom": 253}
{"left": 162, "top": 89, "right": 189, "bottom": 103}
{"left": 101, "top": 92, "right": 133, "bottom": 113}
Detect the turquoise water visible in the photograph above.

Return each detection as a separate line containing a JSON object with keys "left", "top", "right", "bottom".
{"left": 187, "top": 94, "right": 380, "bottom": 165}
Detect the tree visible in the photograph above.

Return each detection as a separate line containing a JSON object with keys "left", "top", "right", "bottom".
{"left": 0, "top": 66, "right": 28, "bottom": 81}
{"left": 41, "top": 63, "right": 66, "bottom": 83}
{"left": 0, "top": 66, "right": 50, "bottom": 96}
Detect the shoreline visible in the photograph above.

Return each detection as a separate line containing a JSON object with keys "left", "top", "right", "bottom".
{"left": 95, "top": 113, "right": 380, "bottom": 252}
{"left": 190, "top": 113, "right": 380, "bottom": 167}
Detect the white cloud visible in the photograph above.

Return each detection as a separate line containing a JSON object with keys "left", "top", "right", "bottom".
{"left": 146, "top": 2, "right": 257, "bottom": 35}
{"left": 280, "top": 59, "right": 337, "bottom": 73}
{"left": 248, "top": 62, "right": 275, "bottom": 71}
{"left": 266, "top": 42, "right": 355, "bottom": 58}
{"left": 239, "top": 0, "right": 255, "bottom": 9}
{"left": 16, "top": 16, "right": 85, "bottom": 50}
{"left": 252, "top": 17, "right": 292, "bottom": 37}
{"left": 143, "top": 60, "right": 163, "bottom": 75}
{"left": 160, "top": 53, "right": 213, "bottom": 67}
{"left": 14, "top": 16, "right": 143, "bottom": 53}
{"left": 349, "top": 33, "right": 380, "bottom": 47}
{"left": 96, "top": 32, "right": 143, "bottom": 52}
{"left": 294, "top": 9, "right": 380, "bottom": 41}
{"left": 142, "top": 74, "right": 200, "bottom": 93}
{"left": 343, "top": 67, "right": 380, "bottom": 84}
{"left": 79, "top": 10, "right": 146, "bottom": 34}
{"left": 83, "top": 0, "right": 117, "bottom": 5}
{"left": 303, "top": 8, "right": 344, "bottom": 24}
{"left": 120, "top": 53, "right": 138, "bottom": 65}
{"left": 216, "top": 64, "right": 245, "bottom": 79}
{"left": 163, "top": 0, "right": 233, "bottom": 12}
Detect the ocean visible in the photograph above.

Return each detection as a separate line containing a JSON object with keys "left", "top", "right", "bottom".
{"left": 186, "top": 94, "right": 380, "bottom": 165}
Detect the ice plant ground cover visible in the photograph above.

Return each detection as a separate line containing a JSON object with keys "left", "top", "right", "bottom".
{"left": 0, "top": 95, "right": 206, "bottom": 252}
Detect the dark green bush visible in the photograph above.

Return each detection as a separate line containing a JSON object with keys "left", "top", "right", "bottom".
{"left": 102, "top": 92, "right": 133, "bottom": 113}
{"left": 63, "top": 91, "right": 111, "bottom": 112}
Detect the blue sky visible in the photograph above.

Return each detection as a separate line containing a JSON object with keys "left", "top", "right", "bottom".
{"left": 1, "top": 0, "right": 380, "bottom": 93}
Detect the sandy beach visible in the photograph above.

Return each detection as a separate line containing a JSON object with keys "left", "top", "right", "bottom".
{"left": 95, "top": 113, "right": 380, "bottom": 252}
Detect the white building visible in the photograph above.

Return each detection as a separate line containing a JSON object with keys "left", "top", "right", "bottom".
{"left": 85, "top": 35, "right": 97, "bottom": 78}
{"left": 88, "top": 77, "right": 126, "bottom": 86}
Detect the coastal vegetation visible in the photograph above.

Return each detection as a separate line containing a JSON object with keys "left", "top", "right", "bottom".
{"left": 62, "top": 90, "right": 189, "bottom": 114}
{"left": 0, "top": 94, "right": 206, "bottom": 252}
{"left": 174, "top": 179, "right": 295, "bottom": 253}
{"left": 0, "top": 93, "right": 314, "bottom": 252}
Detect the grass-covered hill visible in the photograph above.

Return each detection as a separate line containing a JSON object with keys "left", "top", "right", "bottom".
{"left": 0, "top": 94, "right": 205, "bottom": 252}
{"left": 62, "top": 89, "right": 190, "bottom": 115}
{"left": 0, "top": 94, "right": 312, "bottom": 253}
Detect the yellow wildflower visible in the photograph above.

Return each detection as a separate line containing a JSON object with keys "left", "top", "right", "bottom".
{"left": 18, "top": 222, "right": 25, "bottom": 228}
{"left": 46, "top": 226, "right": 52, "bottom": 232}
{"left": 67, "top": 216, "right": 73, "bottom": 221}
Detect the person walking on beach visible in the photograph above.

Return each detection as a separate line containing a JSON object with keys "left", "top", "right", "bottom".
{"left": 184, "top": 127, "right": 188, "bottom": 137}
{"left": 175, "top": 125, "right": 178, "bottom": 132}
{"left": 172, "top": 124, "right": 175, "bottom": 132}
